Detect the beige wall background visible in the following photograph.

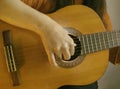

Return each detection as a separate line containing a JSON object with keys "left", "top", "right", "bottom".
{"left": 106, "top": 0, "right": 120, "bottom": 30}
{"left": 98, "top": 0, "right": 120, "bottom": 89}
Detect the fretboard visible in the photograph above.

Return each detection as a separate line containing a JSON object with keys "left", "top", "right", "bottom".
{"left": 79, "top": 30, "right": 120, "bottom": 55}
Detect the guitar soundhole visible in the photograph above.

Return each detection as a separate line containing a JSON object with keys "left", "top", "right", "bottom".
{"left": 68, "top": 34, "right": 81, "bottom": 61}
{"left": 54, "top": 27, "right": 84, "bottom": 68}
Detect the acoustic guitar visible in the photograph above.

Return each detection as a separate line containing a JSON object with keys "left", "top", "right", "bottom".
{"left": 0, "top": 5, "right": 119, "bottom": 89}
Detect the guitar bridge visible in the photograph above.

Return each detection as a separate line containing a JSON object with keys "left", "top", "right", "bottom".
{"left": 2, "top": 30, "right": 20, "bottom": 86}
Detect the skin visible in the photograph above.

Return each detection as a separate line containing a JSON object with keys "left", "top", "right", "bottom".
{"left": 0, "top": 0, "right": 76, "bottom": 64}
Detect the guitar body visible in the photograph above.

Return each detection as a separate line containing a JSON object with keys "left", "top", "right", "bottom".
{"left": 0, "top": 5, "right": 109, "bottom": 89}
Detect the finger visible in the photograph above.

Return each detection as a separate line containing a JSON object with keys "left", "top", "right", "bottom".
{"left": 47, "top": 50, "right": 58, "bottom": 66}
{"left": 53, "top": 47, "right": 62, "bottom": 59}
{"left": 41, "top": 41, "right": 57, "bottom": 66}
{"left": 62, "top": 44, "right": 71, "bottom": 60}
{"left": 70, "top": 43, "right": 76, "bottom": 56}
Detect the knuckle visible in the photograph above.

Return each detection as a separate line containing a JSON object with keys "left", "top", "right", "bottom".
{"left": 54, "top": 46, "right": 60, "bottom": 52}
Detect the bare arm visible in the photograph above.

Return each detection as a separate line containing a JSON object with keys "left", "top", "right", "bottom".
{"left": 0, "top": 0, "right": 75, "bottom": 64}
{"left": 0, "top": 0, "right": 59, "bottom": 34}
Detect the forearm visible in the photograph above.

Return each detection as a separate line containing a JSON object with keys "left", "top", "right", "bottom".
{"left": 0, "top": 0, "right": 57, "bottom": 34}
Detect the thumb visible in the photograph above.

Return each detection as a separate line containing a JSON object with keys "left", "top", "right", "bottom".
{"left": 42, "top": 42, "right": 58, "bottom": 66}
{"left": 46, "top": 49, "right": 58, "bottom": 67}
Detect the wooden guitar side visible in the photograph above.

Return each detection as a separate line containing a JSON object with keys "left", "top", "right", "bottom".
{"left": 0, "top": 5, "right": 109, "bottom": 89}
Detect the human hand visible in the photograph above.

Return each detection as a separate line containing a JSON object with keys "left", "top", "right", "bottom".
{"left": 39, "top": 24, "right": 76, "bottom": 65}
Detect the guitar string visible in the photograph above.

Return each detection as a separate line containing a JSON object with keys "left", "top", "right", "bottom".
{"left": 10, "top": 31, "right": 120, "bottom": 57}
{"left": 13, "top": 37, "right": 120, "bottom": 56}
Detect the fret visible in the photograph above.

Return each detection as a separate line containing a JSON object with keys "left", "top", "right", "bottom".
{"left": 106, "top": 32, "right": 110, "bottom": 48}
{"left": 97, "top": 32, "right": 102, "bottom": 51}
{"left": 94, "top": 33, "right": 98, "bottom": 51}
{"left": 81, "top": 34, "right": 97, "bottom": 54}
{"left": 103, "top": 32, "right": 110, "bottom": 48}
{"left": 94, "top": 33, "right": 103, "bottom": 51}
{"left": 102, "top": 32, "right": 107, "bottom": 49}
{"left": 81, "top": 35, "right": 87, "bottom": 55}
{"left": 110, "top": 31, "right": 118, "bottom": 47}
{"left": 114, "top": 31, "right": 118, "bottom": 46}
{"left": 91, "top": 32, "right": 105, "bottom": 52}
{"left": 111, "top": 31, "right": 115, "bottom": 47}
{"left": 86, "top": 34, "right": 94, "bottom": 53}
{"left": 88, "top": 34, "right": 94, "bottom": 53}
{"left": 85, "top": 34, "right": 90, "bottom": 53}
{"left": 79, "top": 30, "right": 120, "bottom": 55}
{"left": 83, "top": 34, "right": 90, "bottom": 54}
{"left": 107, "top": 32, "right": 114, "bottom": 48}
{"left": 116, "top": 31, "right": 120, "bottom": 45}
{"left": 111, "top": 32, "right": 115, "bottom": 46}
{"left": 89, "top": 34, "right": 94, "bottom": 52}
{"left": 89, "top": 34, "right": 95, "bottom": 53}
{"left": 114, "top": 32, "right": 118, "bottom": 46}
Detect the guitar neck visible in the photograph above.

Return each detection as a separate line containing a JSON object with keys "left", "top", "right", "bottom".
{"left": 79, "top": 30, "right": 120, "bottom": 55}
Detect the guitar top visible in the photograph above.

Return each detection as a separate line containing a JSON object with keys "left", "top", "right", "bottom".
{"left": 0, "top": 5, "right": 109, "bottom": 89}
